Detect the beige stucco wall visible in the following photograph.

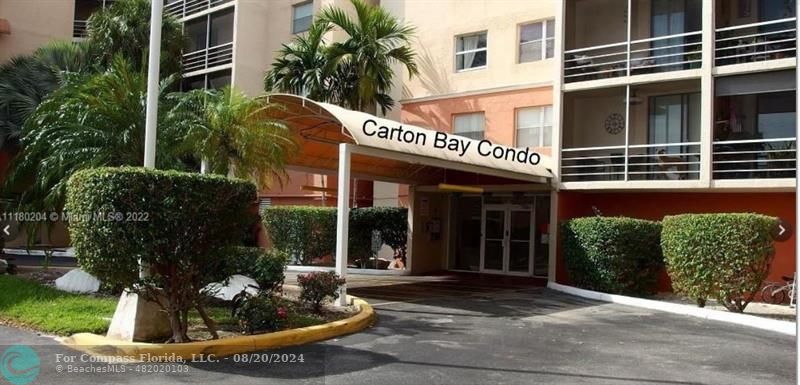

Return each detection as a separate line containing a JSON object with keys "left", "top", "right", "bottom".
{"left": 0, "top": 0, "right": 74, "bottom": 63}
{"left": 233, "top": 0, "right": 356, "bottom": 97}
{"left": 380, "top": 0, "right": 558, "bottom": 102}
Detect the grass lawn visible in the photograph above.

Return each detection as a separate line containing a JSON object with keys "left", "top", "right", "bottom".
{"left": 0, "top": 275, "right": 117, "bottom": 335}
{"left": 0, "top": 275, "right": 332, "bottom": 339}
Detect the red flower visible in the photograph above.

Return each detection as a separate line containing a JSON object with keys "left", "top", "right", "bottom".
{"left": 277, "top": 307, "right": 288, "bottom": 319}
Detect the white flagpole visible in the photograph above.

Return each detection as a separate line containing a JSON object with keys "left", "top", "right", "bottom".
{"left": 141, "top": 0, "right": 163, "bottom": 280}
{"left": 143, "top": 0, "right": 163, "bottom": 170}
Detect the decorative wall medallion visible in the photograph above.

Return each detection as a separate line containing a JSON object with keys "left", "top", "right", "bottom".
{"left": 604, "top": 113, "right": 624, "bottom": 135}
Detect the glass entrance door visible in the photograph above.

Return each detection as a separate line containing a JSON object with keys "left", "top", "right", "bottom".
{"left": 481, "top": 204, "right": 533, "bottom": 275}
{"left": 508, "top": 209, "right": 533, "bottom": 274}
{"left": 481, "top": 207, "right": 506, "bottom": 272}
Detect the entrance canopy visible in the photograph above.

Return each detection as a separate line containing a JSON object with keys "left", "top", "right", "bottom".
{"left": 265, "top": 94, "right": 554, "bottom": 185}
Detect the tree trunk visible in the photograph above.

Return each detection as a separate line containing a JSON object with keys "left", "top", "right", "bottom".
{"left": 167, "top": 309, "right": 186, "bottom": 343}
{"left": 200, "top": 158, "right": 209, "bottom": 174}
{"left": 181, "top": 309, "right": 189, "bottom": 340}
{"left": 195, "top": 303, "right": 219, "bottom": 340}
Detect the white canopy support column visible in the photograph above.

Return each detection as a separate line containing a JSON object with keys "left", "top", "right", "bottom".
{"left": 335, "top": 143, "right": 351, "bottom": 306}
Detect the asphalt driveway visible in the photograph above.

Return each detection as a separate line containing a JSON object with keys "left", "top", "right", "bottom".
{"left": 0, "top": 276, "right": 794, "bottom": 385}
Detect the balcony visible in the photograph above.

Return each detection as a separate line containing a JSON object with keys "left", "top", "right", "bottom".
{"left": 714, "top": 0, "right": 797, "bottom": 67}
{"left": 165, "top": 0, "right": 233, "bottom": 19}
{"left": 73, "top": 20, "right": 88, "bottom": 39}
{"left": 560, "top": 73, "right": 797, "bottom": 186}
{"left": 73, "top": 0, "right": 113, "bottom": 40}
{"left": 564, "top": 0, "right": 703, "bottom": 84}
{"left": 182, "top": 42, "right": 234, "bottom": 73}
{"left": 712, "top": 71, "right": 796, "bottom": 180}
{"left": 715, "top": 18, "right": 797, "bottom": 67}
{"left": 561, "top": 80, "right": 702, "bottom": 183}
{"left": 712, "top": 138, "right": 795, "bottom": 179}
{"left": 564, "top": 33, "right": 703, "bottom": 83}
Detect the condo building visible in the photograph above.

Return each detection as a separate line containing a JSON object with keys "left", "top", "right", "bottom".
{"left": 381, "top": 0, "right": 796, "bottom": 286}
{"left": 553, "top": 0, "right": 796, "bottom": 288}
{"left": 0, "top": 0, "right": 796, "bottom": 289}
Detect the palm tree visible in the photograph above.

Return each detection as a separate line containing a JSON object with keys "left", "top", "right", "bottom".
{"left": 33, "top": 41, "right": 93, "bottom": 75}
{"left": 0, "top": 0, "right": 185, "bottom": 155}
{"left": 177, "top": 87, "right": 297, "bottom": 189}
{"left": 4, "top": 56, "right": 190, "bottom": 214}
{"left": 0, "top": 57, "right": 59, "bottom": 154}
{"left": 0, "top": 42, "right": 91, "bottom": 154}
{"left": 264, "top": 22, "right": 334, "bottom": 101}
{"left": 86, "top": 0, "right": 185, "bottom": 76}
{"left": 317, "top": 0, "right": 418, "bottom": 114}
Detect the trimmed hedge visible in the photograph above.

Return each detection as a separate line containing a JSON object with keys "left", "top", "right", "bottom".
{"left": 661, "top": 213, "right": 777, "bottom": 312}
{"left": 561, "top": 217, "right": 663, "bottom": 295}
{"left": 349, "top": 207, "right": 408, "bottom": 265}
{"left": 261, "top": 206, "right": 408, "bottom": 266}
{"left": 66, "top": 166, "right": 258, "bottom": 342}
{"left": 261, "top": 207, "right": 336, "bottom": 265}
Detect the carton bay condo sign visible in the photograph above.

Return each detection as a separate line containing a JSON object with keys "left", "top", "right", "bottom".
{"left": 362, "top": 119, "right": 541, "bottom": 166}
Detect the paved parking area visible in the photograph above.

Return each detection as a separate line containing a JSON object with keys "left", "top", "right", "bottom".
{"left": 0, "top": 273, "right": 794, "bottom": 385}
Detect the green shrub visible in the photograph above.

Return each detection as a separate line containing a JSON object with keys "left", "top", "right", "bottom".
{"left": 261, "top": 206, "right": 336, "bottom": 265}
{"left": 349, "top": 207, "right": 408, "bottom": 265}
{"left": 231, "top": 292, "right": 287, "bottom": 334}
{"left": 661, "top": 213, "right": 777, "bottom": 312}
{"left": 261, "top": 206, "right": 407, "bottom": 266}
{"left": 66, "top": 167, "right": 258, "bottom": 342}
{"left": 561, "top": 217, "right": 663, "bottom": 295}
{"left": 297, "top": 271, "right": 346, "bottom": 313}
{"left": 227, "top": 247, "right": 288, "bottom": 294}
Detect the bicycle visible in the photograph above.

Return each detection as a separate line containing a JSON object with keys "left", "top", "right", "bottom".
{"left": 761, "top": 274, "right": 795, "bottom": 305}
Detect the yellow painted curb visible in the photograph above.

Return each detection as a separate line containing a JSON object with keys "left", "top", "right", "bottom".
{"left": 61, "top": 296, "right": 375, "bottom": 360}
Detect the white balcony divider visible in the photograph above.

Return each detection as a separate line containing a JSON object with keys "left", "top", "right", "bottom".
{"left": 715, "top": 17, "right": 797, "bottom": 66}
{"left": 73, "top": 20, "right": 88, "bottom": 39}
{"left": 182, "top": 42, "right": 234, "bottom": 73}
{"left": 561, "top": 141, "right": 701, "bottom": 182}
{"left": 712, "top": 137, "right": 797, "bottom": 179}
{"left": 165, "top": 0, "right": 232, "bottom": 19}
{"left": 563, "top": 31, "right": 702, "bottom": 83}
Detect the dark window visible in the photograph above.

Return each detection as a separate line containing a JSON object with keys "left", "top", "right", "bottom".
{"left": 293, "top": 2, "right": 313, "bottom": 34}
{"left": 209, "top": 8, "right": 234, "bottom": 47}
{"left": 207, "top": 69, "right": 232, "bottom": 90}
{"left": 455, "top": 32, "right": 487, "bottom": 71}
{"left": 181, "top": 74, "right": 206, "bottom": 91}
{"left": 185, "top": 17, "right": 208, "bottom": 52}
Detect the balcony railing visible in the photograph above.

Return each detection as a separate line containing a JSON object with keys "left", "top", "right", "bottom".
{"left": 182, "top": 42, "right": 234, "bottom": 73}
{"left": 561, "top": 142, "right": 701, "bottom": 182}
{"left": 73, "top": 20, "right": 88, "bottom": 39}
{"left": 562, "top": 138, "right": 797, "bottom": 182}
{"left": 165, "top": 0, "right": 232, "bottom": 19}
{"left": 712, "top": 137, "right": 796, "bottom": 179}
{"left": 715, "top": 18, "right": 797, "bottom": 67}
{"left": 564, "top": 31, "right": 702, "bottom": 83}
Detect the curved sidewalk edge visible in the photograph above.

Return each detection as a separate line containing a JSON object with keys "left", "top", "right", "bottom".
{"left": 548, "top": 282, "right": 796, "bottom": 336}
{"left": 60, "top": 296, "right": 375, "bottom": 359}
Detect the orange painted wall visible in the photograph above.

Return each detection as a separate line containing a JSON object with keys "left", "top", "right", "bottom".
{"left": 259, "top": 170, "right": 373, "bottom": 207}
{"left": 401, "top": 86, "right": 554, "bottom": 156}
{"left": 556, "top": 191, "right": 796, "bottom": 295}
